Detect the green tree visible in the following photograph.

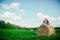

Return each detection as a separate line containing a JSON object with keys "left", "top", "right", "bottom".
{"left": 0, "top": 20, "right": 21, "bottom": 29}
{"left": 6, "top": 22, "right": 21, "bottom": 29}
{"left": 0, "top": 20, "right": 5, "bottom": 29}
{"left": 5, "top": 22, "right": 11, "bottom": 29}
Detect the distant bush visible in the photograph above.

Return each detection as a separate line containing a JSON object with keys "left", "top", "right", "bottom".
{"left": 0, "top": 20, "right": 21, "bottom": 29}
{"left": 0, "top": 20, "right": 37, "bottom": 30}
{"left": 54, "top": 27, "right": 60, "bottom": 29}
{"left": 0, "top": 20, "right": 5, "bottom": 29}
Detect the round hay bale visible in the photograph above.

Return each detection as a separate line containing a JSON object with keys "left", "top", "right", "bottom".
{"left": 37, "top": 24, "right": 55, "bottom": 36}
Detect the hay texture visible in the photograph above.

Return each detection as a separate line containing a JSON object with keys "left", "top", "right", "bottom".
{"left": 37, "top": 24, "right": 55, "bottom": 36}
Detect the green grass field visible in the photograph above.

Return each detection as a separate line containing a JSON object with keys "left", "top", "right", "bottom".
{"left": 0, "top": 29, "right": 60, "bottom": 40}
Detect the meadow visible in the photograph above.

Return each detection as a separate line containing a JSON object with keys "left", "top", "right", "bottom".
{"left": 0, "top": 28, "right": 60, "bottom": 40}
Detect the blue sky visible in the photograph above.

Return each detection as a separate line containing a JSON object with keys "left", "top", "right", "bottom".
{"left": 0, "top": 0, "right": 60, "bottom": 28}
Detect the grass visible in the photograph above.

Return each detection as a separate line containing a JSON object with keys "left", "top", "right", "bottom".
{"left": 0, "top": 29, "right": 60, "bottom": 40}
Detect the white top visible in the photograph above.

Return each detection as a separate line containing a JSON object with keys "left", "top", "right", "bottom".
{"left": 43, "top": 19, "right": 48, "bottom": 25}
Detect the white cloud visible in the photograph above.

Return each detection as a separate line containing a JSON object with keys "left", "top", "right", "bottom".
{"left": 57, "top": 17, "right": 60, "bottom": 21}
{"left": 20, "top": 9, "right": 25, "bottom": 13}
{"left": 0, "top": 11, "right": 21, "bottom": 20}
{"left": 10, "top": 2, "right": 20, "bottom": 8}
{"left": 56, "top": 22, "right": 60, "bottom": 27}
{"left": 37, "top": 13, "right": 46, "bottom": 20}
{"left": 0, "top": 4, "right": 10, "bottom": 9}
{"left": 37, "top": 13, "right": 60, "bottom": 27}
{"left": 37, "top": 13, "right": 55, "bottom": 20}
{"left": 58, "top": 22, "right": 60, "bottom": 25}
{"left": 0, "top": 2, "right": 20, "bottom": 9}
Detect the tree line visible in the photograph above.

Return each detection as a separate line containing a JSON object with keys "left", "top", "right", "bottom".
{"left": 0, "top": 20, "right": 21, "bottom": 29}
{"left": 0, "top": 20, "right": 37, "bottom": 30}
